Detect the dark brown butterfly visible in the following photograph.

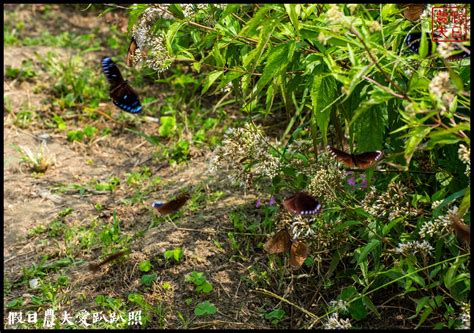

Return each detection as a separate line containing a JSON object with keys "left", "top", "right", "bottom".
{"left": 399, "top": 4, "right": 426, "bottom": 21}
{"left": 283, "top": 191, "right": 322, "bottom": 215}
{"left": 89, "top": 250, "right": 128, "bottom": 271}
{"left": 264, "top": 229, "right": 309, "bottom": 270}
{"left": 152, "top": 192, "right": 191, "bottom": 215}
{"left": 406, "top": 32, "right": 470, "bottom": 62}
{"left": 327, "top": 145, "right": 383, "bottom": 169}
{"left": 126, "top": 37, "right": 147, "bottom": 67}
{"left": 126, "top": 37, "right": 139, "bottom": 67}
{"left": 450, "top": 213, "right": 470, "bottom": 244}
{"left": 101, "top": 57, "right": 142, "bottom": 113}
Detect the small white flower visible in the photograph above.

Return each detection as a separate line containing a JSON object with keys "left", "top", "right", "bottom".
{"left": 323, "top": 312, "right": 352, "bottom": 329}
{"left": 29, "top": 278, "right": 40, "bottom": 289}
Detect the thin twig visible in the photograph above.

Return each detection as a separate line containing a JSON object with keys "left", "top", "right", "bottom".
{"left": 254, "top": 288, "right": 319, "bottom": 321}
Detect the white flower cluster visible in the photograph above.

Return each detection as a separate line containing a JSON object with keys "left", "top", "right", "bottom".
{"left": 362, "top": 182, "right": 419, "bottom": 220}
{"left": 131, "top": 6, "right": 173, "bottom": 72}
{"left": 431, "top": 200, "right": 442, "bottom": 209}
{"left": 180, "top": 4, "right": 215, "bottom": 17}
{"left": 395, "top": 240, "right": 434, "bottom": 256}
{"left": 326, "top": 4, "right": 350, "bottom": 31}
{"left": 208, "top": 124, "right": 282, "bottom": 188}
{"left": 329, "top": 299, "right": 349, "bottom": 313}
{"left": 458, "top": 302, "right": 470, "bottom": 329}
{"left": 290, "top": 216, "right": 316, "bottom": 240}
{"left": 428, "top": 72, "right": 455, "bottom": 115}
{"left": 346, "top": 4, "right": 358, "bottom": 15}
{"left": 437, "top": 42, "right": 455, "bottom": 59}
{"left": 307, "top": 154, "right": 345, "bottom": 202}
{"left": 458, "top": 144, "right": 470, "bottom": 178}
{"left": 322, "top": 313, "right": 352, "bottom": 329}
{"left": 420, "top": 206, "right": 458, "bottom": 239}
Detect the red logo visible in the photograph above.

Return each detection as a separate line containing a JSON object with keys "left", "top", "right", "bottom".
{"left": 431, "top": 6, "right": 468, "bottom": 42}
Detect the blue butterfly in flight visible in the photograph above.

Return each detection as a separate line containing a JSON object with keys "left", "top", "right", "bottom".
{"left": 101, "top": 57, "right": 142, "bottom": 113}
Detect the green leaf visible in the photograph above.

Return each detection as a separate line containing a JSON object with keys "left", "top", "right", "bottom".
{"left": 284, "top": 4, "right": 300, "bottom": 34}
{"left": 311, "top": 73, "right": 337, "bottom": 145}
{"left": 404, "top": 127, "right": 432, "bottom": 164}
{"left": 194, "top": 300, "right": 217, "bottom": 316}
{"left": 340, "top": 286, "right": 357, "bottom": 300}
{"left": 166, "top": 21, "right": 186, "bottom": 54}
{"left": 256, "top": 41, "right": 296, "bottom": 95}
{"left": 138, "top": 260, "right": 152, "bottom": 272}
{"left": 185, "top": 271, "right": 206, "bottom": 286}
{"left": 349, "top": 298, "right": 367, "bottom": 320}
{"left": 353, "top": 104, "right": 387, "bottom": 151}
{"left": 141, "top": 273, "right": 157, "bottom": 286}
{"left": 356, "top": 239, "right": 381, "bottom": 264}
{"left": 196, "top": 281, "right": 213, "bottom": 294}
{"left": 159, "top": 116, "right": 177, "bottom": 137}
{"left": 202, "top": 70, "right": 224, "bottom": 94}
{"left": 419, "top": 31, "right": 429, "bottom": 58}
{"left": 264, "top": 308, "right": 286, "bottom": 324}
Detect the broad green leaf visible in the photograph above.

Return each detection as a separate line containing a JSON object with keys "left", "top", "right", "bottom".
{"left": 353, "top": 104, "right": 387, "bottom": 151}
{"left": 349, "top": 298, "right": 367, "bottom": 320}
{"left": 255, "top": 41, "right": 295, "bottom": 95}
{"left": 311, "top": 73, "right": 337, "bottom": 145}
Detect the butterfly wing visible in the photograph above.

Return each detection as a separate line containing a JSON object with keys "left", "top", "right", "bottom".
{"left": 289, "top": 241, "right": 309, "bottom": 270}
{"left": 283, "top": 192, "right": 321, "bottom": 215}
{"left": 101, "top": 57, "right": 142, "bottom": 113}
{"left": 451, "top": 213, "right": 470, "bottom": 244}
{"left": 327, "top": 145, "right": 355, "bottom": 168}
{"left": 400, "top": 4, "right": 425, "bottom": 21}
{"left": 152, "top": 192, "right": 190, "bottom": 215}
{"left": 126, "top": 38, "right": 139, "bottom": 67}
{"left": 353, "top": 151, "right": 383, "bottom": 169}
{"left": 110, "top": 83, "right": 142, "bottom": 113}
{"left": 264, "top": 229, "right": 291, "bottom": 254}
{"left": 101, "top": 57, "right": 125, "bottom": 87}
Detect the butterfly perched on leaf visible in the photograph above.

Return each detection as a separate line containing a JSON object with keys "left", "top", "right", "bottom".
{"left": 152, "top": 192, "right": 191, "bottom": 215}
{"left": 399, "top": 4, "right": 426, "bottom": 21}
{"left": 405, "top": 32, "right": 470, "bottom": 61}
{"left": 101, "top": 57, "right": 142, "bottom": 113}
{"left": 327, "top": 145, "right": 383, "bottom": 169}
{"left": 264, "top": 229, "right": 309, "bottom": 270}
{"left": 283, "top": 191, "right": 322, "bottom": 215}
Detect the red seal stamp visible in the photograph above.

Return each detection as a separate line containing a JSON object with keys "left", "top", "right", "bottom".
{"left": 431, "top": 6, "right": 468, "bottom": 42}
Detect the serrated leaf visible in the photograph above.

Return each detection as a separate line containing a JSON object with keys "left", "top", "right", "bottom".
{"left": 255, "top": 41, "right": 295, "bottom": 95}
